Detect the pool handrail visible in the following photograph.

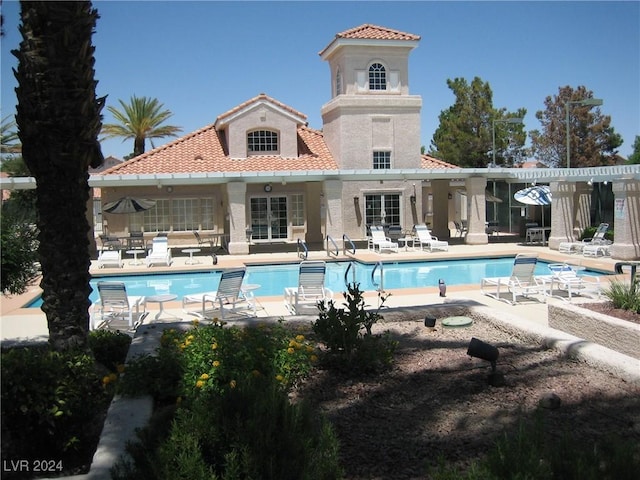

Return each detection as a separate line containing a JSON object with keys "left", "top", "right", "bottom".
{"left": 342, "top": 234, "right": 356, "bottom": 255}
{"left": 326, "top": 235, "right": 339, "bottom": 257}
{"left": 371, "top": 261, "right": 384, "bottom": 292}
{"left": 344, "top": 260, "right": 357, "bottom": 287}
{"left": 297, "top": 238, "right": 308, "bottom": 260}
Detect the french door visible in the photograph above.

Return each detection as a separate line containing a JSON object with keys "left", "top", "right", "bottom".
{"left": 365, "top": 193, "right": 400, "bottom": 228}
{"left": 250, "top": 196, "right": 288, "bottom": 241}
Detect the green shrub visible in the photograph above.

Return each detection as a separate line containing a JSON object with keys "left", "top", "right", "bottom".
{"left": 580, "top": 225, "right": 614, "bottom": 242}
{"left": 88, "top": 329, "right": 132, "bottom": 371}
{"left": 313, "top": 283, "right": 397, "bottom": 373}
{"left": 1, "top": 346, "right": 113, "bottom": 476}
{"left": 604, "top": 279, "right": 640, "bottom": 313}
{"left": 113, "top": 323, "right": 342, "bottom": 480}
{"left": 114, "top": 379, "right": 343, "bottom": 479}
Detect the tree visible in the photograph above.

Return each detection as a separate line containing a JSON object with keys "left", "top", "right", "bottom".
{"left": 13, "top": 1, "right": 104, "bottom": 351}
{"left": 627, "top": 136, "right": 640, "bottom": 164}
{"left": 529, "top": 86, "right": 622, "bottom": 168}
{"left": 429, "top": 76, "right": 527, "bottom": 167}
{"left": 101, "top": 95, "right": 182, "bottom": 158}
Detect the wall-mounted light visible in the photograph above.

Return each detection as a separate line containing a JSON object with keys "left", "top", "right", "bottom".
{"left": 531, "top": 180, "right": 537, "bottom": 186}
{"left": 410, "top": 195, "right": 416, "bottom": 205}
{"left": 587, "top": 178, "right": 594, "bottom": 186}
{"left": 603, "top": 180, "right": 609, "bottom": 185}
{"left": 448, "top": 193, "right": 452, "bottom": 200}
{"left": 353, "top": 196, "right": 359, "bottom": 205}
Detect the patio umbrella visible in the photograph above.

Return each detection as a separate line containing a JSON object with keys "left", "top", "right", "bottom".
{"left": 102, "top": 197, "right": 156, "bottom": 214}
{"left": 514, "top": 186, "right": 552, "bottom": 227}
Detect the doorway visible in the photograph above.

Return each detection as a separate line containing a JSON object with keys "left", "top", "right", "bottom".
{"left": 250, "top": 196, "right": 288, "bottom": 241}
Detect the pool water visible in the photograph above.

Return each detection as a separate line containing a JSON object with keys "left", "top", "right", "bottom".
{"left": 26, "top": 258, "right": 604, "bottom": 308}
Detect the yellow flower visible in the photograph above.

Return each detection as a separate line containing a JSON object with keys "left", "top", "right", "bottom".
{"left": 211, "top": 343, "right": 218, "bottom": 350}
{"left": 199, "top": 373, "right": 210, "bottom": 380}
{"left": 296, "top": 334, "right": 305, "bottom": 342}
{"left": 287, "top": 347, "right": 295, "bottom": 354}
{"left": 229, "top": 380, "right": 237, "bottom": 389}
{"left": 102, "top": 375, "right": 111, "bottom": 385}
{"left": 195, "top": 380, "right": 204, "bottom": 389}
{"left": 289, "top": 339, "right": 297, "bottom": 348}
{"left": 275, "top": 374, "right": 284, "bottom": 382}
{"left": 305, "top": 346, "right": 314, "bottom": 353}
{"left": 252, "top": 370, "right": 261, "bottom": 377}
{"left": 191, "top": 319, "right": 199, "bottom": 326}
{"left": 310, "top": 355, "right": 318, "bottom": 363}
{"left": 212, "top": 360, "right": 221, "bottom": 368}
{"left": 108, "top": 373, "right": 117, "bottom": 382}
{"left": 176, "top": 396, "right": 182, "bottom": 405}
{"left": 116, "top": 364, "right": 125, "bottom": 374}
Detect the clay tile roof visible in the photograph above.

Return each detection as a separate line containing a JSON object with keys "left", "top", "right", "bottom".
{"left": 216, "top": 93, "right": 307, "bottom": 124}
{"left": 335, "top": 24, "right": 420, "bottom": 42}
{"left": 421, "top": 155, "right": 457, "bottom": 169}
{"left": 99, "top": 124, "right": 338, "bottom": 176}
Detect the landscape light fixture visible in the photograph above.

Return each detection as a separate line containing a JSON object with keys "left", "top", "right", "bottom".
{"left": 565, "top": 98, "right": 603, "bottom": 168}
{"left": 492, "top": 117, "right": 524, "bottom": 166}
{"left": 467, "top": 337, "right": 499, "bottom": 373}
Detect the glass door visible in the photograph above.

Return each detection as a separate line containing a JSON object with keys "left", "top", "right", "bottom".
{"left": 365, "top": 193, "right": 400, "bottom": 231}
{"left": 250, "top": 196, "right": 288, "bottom": 241}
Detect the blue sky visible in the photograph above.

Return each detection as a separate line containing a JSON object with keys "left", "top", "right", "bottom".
{"left": 1, "top": 1, "right": 638, "bottom": 160}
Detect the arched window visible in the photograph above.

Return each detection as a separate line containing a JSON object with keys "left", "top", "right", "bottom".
{"left": 336, "top": 68, "right": 343, "bottom": 95}
{"left": 369, "top": 63, "right": 386, "bottom": 90}
{"left": 247, "top": 130, "right": 279, "bottom": 153}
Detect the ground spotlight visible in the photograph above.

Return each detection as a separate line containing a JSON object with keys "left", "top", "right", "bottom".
{"left": 467, "top": 337, "right": 499, "bottom": 372}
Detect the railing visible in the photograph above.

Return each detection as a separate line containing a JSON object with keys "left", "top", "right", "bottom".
{"left": 326, "top": 235, "right": 339, "bottom": 257}
{"left": 371, "top": 261, "right": 384, "bottom": 293}
{"left": 344, "top": 260, "right": 357, "bottom": 287}
{"left": 297, "top": 238, "right": 308, "bottom": 260}
{"left": 342, "top": 234, "right": 356, "bottom": 255}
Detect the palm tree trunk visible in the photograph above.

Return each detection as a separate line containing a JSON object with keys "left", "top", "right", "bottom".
{"left": 13, "top": 1, "right": 104, "bottom": 351}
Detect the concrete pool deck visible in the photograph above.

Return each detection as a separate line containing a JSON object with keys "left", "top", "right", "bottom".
{"left": 0, "top": 241, "right": 625, "bottom": 344}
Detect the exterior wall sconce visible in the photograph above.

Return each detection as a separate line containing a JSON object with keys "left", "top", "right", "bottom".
{"left": 587, "top": 178, "right": 594, "bottom": 186}
{"left": 410, "top": 195, "right": 416, "bottom": 205}
{"left": 448, "top": 193, "right": 452, "bottom": 200}
{"left": 353, "top": 196, "right": 359, "bottom": 205}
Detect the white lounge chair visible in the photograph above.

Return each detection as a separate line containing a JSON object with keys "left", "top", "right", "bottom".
{"left": 146, "top": 237, "right": 172, "bottom": 267}
{"left": 558, "top": 223, "right": 611, "bottom": 254}
{"left": 543, "top": 263, "right": 601, "bottom": 301}
{"left": 413, "top": 224, "right": 449, "bottom": 252}
{"left": 97, "top": 249, "right": 123, "bottom": 268}
{"left": 481, "top": 253, "right": 543, "bottom": 305}
{"left": 284, "top": 260, "right": 333, "bottom": 314}
{"left": 182, "top": 268, "right": 254, "bottom": 319}
{"left": 368, "top": 226, "right": 399, "bottom": 253}
{"left": 92, "top": 281, "right": 146, "bottom": 330}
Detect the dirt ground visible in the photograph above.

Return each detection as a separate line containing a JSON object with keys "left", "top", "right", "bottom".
{"left": 297, "top": 306, "right": 640, "bottom": 480}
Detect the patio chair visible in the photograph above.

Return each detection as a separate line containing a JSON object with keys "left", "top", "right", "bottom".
{"left": 582, "top": 243, "right": 611, "bottom": 258}
{"left": 453, "top": 220, "right": 467, "bottom": 237}
{"left": 146, "top": 237, "right": 172, "bottom": 267}
{"left": 99, "top": 234, "right": 122, "bottom": 250}
{"left": 368, "top": 225, "right": 399, "bottom": 253}
{"left": 127, "top": 231, "right": 145, "bottom": 249}
{"left": 98, "top": 249, "right": 123, "bottom": 268}
{"left": 413, "top": 224, "right": 449, "bottom": 252}
{"left": 182, "top": 268, "right": 254, "bottom": 319}
{"left": 558, "top": 223, "right": 611, "bottom": 254}
{"left": 92, "top": 281, "right": 147, "bottom": 330}
{"left": 543, "top": 263, "right": 601, "bottom": 301}
{"left": 480, "top": 253, "right": 543, "bottom": 305}
{"left": 284, "top": 261, "right": 333, "bottom": 314}
{"left": 387, "top": 225, "right": 403, "bottom": 243}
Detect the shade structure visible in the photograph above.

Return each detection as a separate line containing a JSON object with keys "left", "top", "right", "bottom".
{"left": 514, "top": 186, "right": 552, "bottom": 206}
{"left": 103, "top": 197, "right": 156, "bottom": 214}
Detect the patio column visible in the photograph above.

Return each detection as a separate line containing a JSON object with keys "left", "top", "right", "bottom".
{"left": 464, "top": 176, "right": 488, "bottom": 245}
{"left": 573, "top": 181, "right": 592, "bottom": 238}
{"left": 226, "top": 182, "right": 249, "bottom": 255}
{"left": 430, "top": 179, "right": 449, "bottom": 239}
{"left": 610, "top": 179, "right": 640, "bottom": 260}
{"left": 323, "top": 179, "right": 343, "bottom": 249}
{"left": 548, "top": 181, "right": 575, "bottom": 249}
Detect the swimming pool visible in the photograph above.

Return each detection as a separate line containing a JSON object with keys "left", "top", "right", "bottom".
{"left": 26, "top": 258, "right": 605, "bottom": 307}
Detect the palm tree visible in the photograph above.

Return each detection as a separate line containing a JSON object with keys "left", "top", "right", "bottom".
{"left": 13, "top": 0, "right": 104, "bottom": 351}
{"left": 1, "top": 115, "right": 21, "bottom": 155}
{"left": 101, "top": 95, "right": 182, "bottom": 157}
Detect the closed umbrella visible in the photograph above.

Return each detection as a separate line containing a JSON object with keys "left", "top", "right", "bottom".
{"left": 103, "top": 197, "right": 156, "bottom": 214}
{"left": 514, "top": 186, "right": 552, "bottom": 227}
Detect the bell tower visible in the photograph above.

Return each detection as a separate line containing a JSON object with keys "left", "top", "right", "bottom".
{"left": 319, "top": 24, "right": 423, "bottom": 170}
